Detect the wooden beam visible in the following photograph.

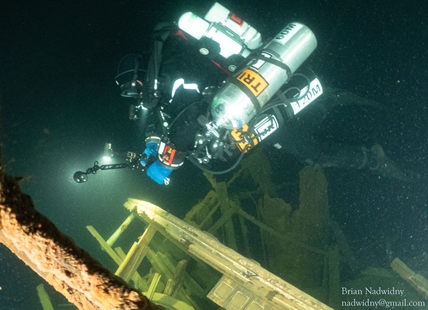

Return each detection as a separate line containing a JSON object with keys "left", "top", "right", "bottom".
{"left": 330, "top": 220, "right": 359, "bottom": 272}
{"left": 106, "top": 212, "right": 136, "bottom": 247}
{"left": 36, "top": 284, "right": 54, "bottom": 310}
{"left": 86, "top": 225, "right": 122, "bottom": 265}
{"left": 115, "top": 224, "right": 157, "bottom": 282}
{"left": 0, "top": 171, "right": 163, "bottom": 310}
{"left": 391, "top": 258, "right": 428, "bottom": 300}
{"left": 236, "top": 206, "right": 326, "bottom": 255}
{"left": 215, "top": 182, "right": 238, "bottom": 250}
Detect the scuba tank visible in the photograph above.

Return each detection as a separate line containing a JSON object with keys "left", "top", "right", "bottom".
{"left": 211, "top": 22, "right": 317, "bottom": 129}
{"left": 177, "top": 2, "right": 262, "bottom": 59}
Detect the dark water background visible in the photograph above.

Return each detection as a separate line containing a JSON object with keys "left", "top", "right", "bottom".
{"left": 1, "top": 0, "right": 427, "bottom": 308}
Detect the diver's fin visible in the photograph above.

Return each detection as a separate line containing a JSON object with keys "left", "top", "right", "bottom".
{"left": 367, "top": 144, "right": 420, "bottom": 183}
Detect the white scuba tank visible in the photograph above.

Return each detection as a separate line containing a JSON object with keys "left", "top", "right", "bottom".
{"left": 177, "top": 2, "right": 262, "bottom": 59}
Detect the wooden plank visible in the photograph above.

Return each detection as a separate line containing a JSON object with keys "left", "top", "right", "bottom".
{"left": 184, "top": 190, "right": 217, "bottom": 223}
{"left": 146, "top": 249, "right": 203, "bottom": 308}
{"left": 36, "top": 284, "right": 54, "bottom": 310}
{"left": 147, "top": 273, "right": 162, "bottom": 300}
{"left": 115, "top": 246, "right": 148, "bottom": 292}
{"left": 391, "top": 258, "right": 428, "bottom": 300}
{"left": 115, "top": 224, "right": 157, "bottom": 282}
{"left": 207, "top": 203, "right": 238, "bottom": 235}
{"left": 106, "top": 212, "right": 136, "bottom": 247}
{"left": 330, "top": 220, "right": 359, "bottom": 272}
{"left": 238, "top": 211, "right": 251, "bottom": 258}
{"left": 86, "top": 225, "right": 122, "bottom": 265}
{"left": 216, "top": 182, "right": 237, "bottom": 250}
{"left": 164, "top": 260, "right": 188, "bottom": 297}
{"left": 236, "top": 207, "right": 326, "bottom": 255}
{"left": 198, "top": 201, "right": 220, "bottom": 230}
{"left": 146, "top": 249, "right": 174, "bottom": 281}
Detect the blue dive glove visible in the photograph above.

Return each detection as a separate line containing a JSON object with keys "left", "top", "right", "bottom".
{"left": 140, "top": 141, "right": 158, "bottom": 167}
{"left": 146, "top": 160, "right": 172, "bottom": 185}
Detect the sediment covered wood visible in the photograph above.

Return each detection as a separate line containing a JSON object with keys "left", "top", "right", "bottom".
{"left": 0, "top": 171, "right": 164, "bottom": 310}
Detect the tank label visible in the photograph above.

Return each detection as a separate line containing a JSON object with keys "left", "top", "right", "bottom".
{"left": 236, "top": 68, "right": 269, "bottom": 96}
{"left": 274, "top": 23, "right": 303, "bottom": 45}
{"left": 290, "top": 78, "right": 323, "bottom": 114}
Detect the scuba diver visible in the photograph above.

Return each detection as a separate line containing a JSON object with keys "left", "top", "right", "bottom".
{"left": 108, "top": 2, "right": 420, "bottom": 185}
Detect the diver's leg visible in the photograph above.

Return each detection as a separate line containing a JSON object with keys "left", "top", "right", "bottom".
{"left": 314, "top": 143, "right": 367, "bottom": 169}
{"left": 366, "top": 144, "right": 420, "bottom": 182}
{"left": 314, "top": 143, "right": 420, "bottom": 182}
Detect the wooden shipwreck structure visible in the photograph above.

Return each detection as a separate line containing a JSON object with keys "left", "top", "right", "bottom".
{"left": 3, "top": 148, "right": 427, "bottom": 309}
{"left": 85, "top": 196, "right": 333, "bottom": 310}
{"left": 79, "top": 149, "right": 339, "bottom": 309}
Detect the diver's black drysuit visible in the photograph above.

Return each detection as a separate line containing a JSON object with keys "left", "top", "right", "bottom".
{"left": 264, "top": 90, "right": 420, "bottom": 183}
{"left": 140, "top": 23, "right": 419, "bottom": 183}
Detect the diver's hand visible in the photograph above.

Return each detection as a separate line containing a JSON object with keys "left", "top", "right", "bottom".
{"left": 146, "top": 160, "right": 172, "bottom": 185}
{"left": 140, "top": 141, "right": 159, "bottom": 168}
{"left": 143, "top": 141, "right": 158, "bottom": 157}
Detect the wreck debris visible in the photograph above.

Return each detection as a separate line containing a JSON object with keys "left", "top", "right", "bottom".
{"left": 120, "top": 198, "right": 334, "bottom": 309}
{"left": 391, "top": 258, "right": 428, "bottom": 300}
{"left": 0, "top": 170, "right": 164, "bottom": 310}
